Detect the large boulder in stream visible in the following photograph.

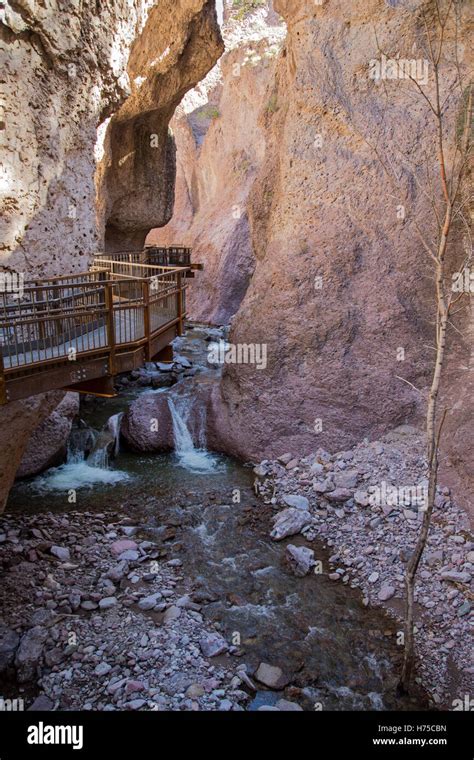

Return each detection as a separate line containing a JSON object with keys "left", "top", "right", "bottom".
{"left": 16, "top": 393, "right": 79, "bottom": 479}
{"left": 121, "top": 394, "right": 174, "bottom": 453}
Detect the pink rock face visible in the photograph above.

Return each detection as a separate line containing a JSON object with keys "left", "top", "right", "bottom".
{"left": 0, "top": 391, "right": 66, "bottom": 512}
{"left": 16, "top": 393, "right": 79, "bottom": 479}
{"left": 111, "top": 540, "right": 137, "bottom": 557}
{"left": 203, "top": 0, "right": 472, "bottom": 528}
{"left": 147, "top": 31, "right": 282, "bottom": 323}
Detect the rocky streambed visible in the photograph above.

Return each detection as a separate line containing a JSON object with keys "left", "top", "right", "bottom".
{"left": 0, "top": 325, "right": 467, "bottom": 712}
{"left": 253, "top": 430, "right": 474, "bottom": 708}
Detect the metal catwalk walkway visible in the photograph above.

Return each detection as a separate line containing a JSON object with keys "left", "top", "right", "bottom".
{"left": 0, "top": 248, "right": 201, "bottom": 404}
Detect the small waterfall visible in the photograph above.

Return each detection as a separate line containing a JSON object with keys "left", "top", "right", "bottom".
{"left": 67, "top": 425, "right": 96, "bottom": 464}
{"left": 168, "top": 398, "right": 195, "bottom": 457}
{"left": 106, "top": 412, "right": 123, "bottom": 457}
{"left": 31, "top": 414, "right": 130, "bottom": 492}
{"left": 167, "top": 396, "right": 222, "bottom": 474}
{"left": 87, "top": 443, "right": 109, "bottom": 470}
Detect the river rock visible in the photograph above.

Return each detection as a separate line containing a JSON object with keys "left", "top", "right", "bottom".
{"left": 186, "top": 683, "right": 205, "bottom": 698}
{"left": 440, "top": 571, "right": 471, "bottom": 584}
{"left": 163, "top": 605, "right": 181, "bottom": 623}
{"left": 255, "top": 662, "right": 288, "bottom": 690}
{"left": 121, "top": 394, "right": 174, "bottom": 452}
{"left": 326, "top": 488, "right": 353, "bottom": 503}
{"left": 378, "top": 584, "right": 396, "bottom": 601}
{"left": 282, "top": 494, "right": 309, "bottom": 511}
{"left": 334, "top": 469, "right": 359, "bottom": 489}
{"left": 138, "top": 591, "right": 163, "bottom": 611}
{"left": 50, "top": 545, "right": 71, "bottom": 562}
{"left": 99, "top": 596, "right": 118, "bottom": 610}
{"left": 270, "top": 508, "right": 312, "bottom": 541}
{"left": 457, "top": 601, "right": 471, "bottom": 617}
{"left": 354, "top": 490, "right": 370, "bottom": 507}
{"left": 118, "top": 550, "right": 139, "bottom": 561}
{"left": 15, "top": 626, "right": 48, "bottom": 683}
{"left": 110, "top": 539, "right": 137, "bottom": 557}
{"left": 0, "top": 624, "right": 20, "bottom": 673}
{"left": 275, "top": 699, "right": 303, "bottom": 711}
{"left": 199, "top": 633, "right": 228, "bottom": 658}
{"left": 285, "top": 544, "right": 315, "bottom": 576}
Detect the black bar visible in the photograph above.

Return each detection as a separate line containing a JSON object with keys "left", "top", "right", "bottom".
{"left": 0, "top": 710, "right": 471, "bottom": 757}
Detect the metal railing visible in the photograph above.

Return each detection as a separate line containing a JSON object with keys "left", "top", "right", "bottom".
{"left": 0, "top": 259, "right": 189, "bottom": 397}
{"left": 94, "top": 246, "right": 195, "bottom": 272}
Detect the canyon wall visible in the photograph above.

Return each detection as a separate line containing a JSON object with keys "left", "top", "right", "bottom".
{"left": 148, "top": 3, "right": 285, "bottom": 323}
{"left": 199, "top": 2, "right": 471, "bottom": 511}
{"left": 0, "top": 0, "right": 223, "bottom": 510}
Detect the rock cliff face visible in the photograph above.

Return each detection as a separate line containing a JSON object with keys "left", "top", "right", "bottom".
{"left": 0, "top": 0, "right": 223, "bottom": 510}
{"left": 100, "top": 0, "right": 224, "bottom": 252}
{"left": 1, "top": 0, "right": 223, "bottom": 275}
{"left": 146, "top": 1, "right": 472, "bottom": 517}
{"left": 148, "top": 4, "right": 285, "bottom": 323}
{"left": 0, "top": 390, "right": 66, "bottom": 507}
{"left": 16, "top": 393, "right": 80, "bottom": 478}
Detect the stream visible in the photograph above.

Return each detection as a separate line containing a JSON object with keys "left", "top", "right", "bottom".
{"left": 6, "top": 325, "right": 426, "bottom": 711}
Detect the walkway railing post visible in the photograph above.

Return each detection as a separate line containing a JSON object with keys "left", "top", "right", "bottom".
{"left": 143, "top": 279, "right": 151, "bottom": 360}
{"left": 104, "top": 281, "right": 116, "bottom": 376}
{"left": 177, "top": 272, "right": 184, "bottom": 337}
{"left": 0, "top": 349, "right": 6, "bottom": 405}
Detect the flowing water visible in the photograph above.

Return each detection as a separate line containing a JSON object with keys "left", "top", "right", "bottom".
{"left": 7, "top": 324, "right": 426, "bottom": 711}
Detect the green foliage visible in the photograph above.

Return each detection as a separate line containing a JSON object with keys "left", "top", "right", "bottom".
{"left": 266, "top": 94, "right": 279, "bottom": 113}
{"left": 197, "top": 105, "right": 220, "bottom": 121}
{"left": 232, "top": 0, "right": 266, "bottom": 22}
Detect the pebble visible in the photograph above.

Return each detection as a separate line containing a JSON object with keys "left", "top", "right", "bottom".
{"left": 255, "top": 662, "right": 288, "bottom": 689}
{"left": 275, "top": 699, "right": 303, "bottom": 711}
{"left": 99, "top": 597, "right": 118, "bottom": 610}
{"left": 440, "top": 571, "right": 471, "bottom": 584}
{"left": 282, "top": 494, "right": 309, "bottom": 511}
{"left": 111, "top": 540, "right": 137, "bottom": 557}
{"left": 138, "top": 592, "right": 163, "bottom": 611}
{"left": 50, "top": 546, "right": 71, "bottom": 562}
{"left": 163, "top": 606, "right": 181, "bottom": 624}
{"left": 378, "top": 585, "right": 396, "bottom": 601}
{"left": 199, "top": 633, "right": 229, "bottom": 658}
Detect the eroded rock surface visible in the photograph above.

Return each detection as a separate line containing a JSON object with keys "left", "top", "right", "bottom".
{"left": 16, "top": 393, "right": 79, "bottom": 478}
{"left": 207, "top": 0, "right": 471, "bottom": 521}
{"left": 0, "top": 391, "right": 66, "bottom": 511}
{"left": 148, "top": 5, "right": 284, "bottom": 322}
